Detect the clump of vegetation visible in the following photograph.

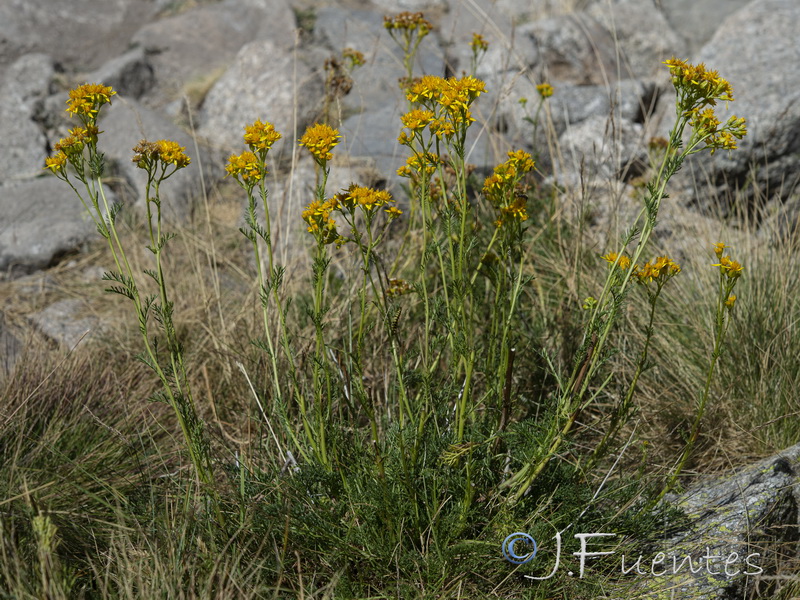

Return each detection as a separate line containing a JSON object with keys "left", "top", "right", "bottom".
{"left": 9, "top": 10, "right": 797, "bottom": 599}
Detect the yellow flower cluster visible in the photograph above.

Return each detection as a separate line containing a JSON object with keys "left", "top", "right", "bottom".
{"left": 56, "top": 126, "right": 95, "bottom": 153}
{"left": 299, "top": 123, "right": 341, "bottom": 165}
{"left": 400, "top": 109, "right": 434, "bottom": 131}
{"left": 303, "top": 183, "right": 401, "bottom": 243}
{"left": 243, "top": 119, "right": 282, "bottom": 153}
{"left": 132, "top": 139, "right": 191, "bottom": 171}
{"left": 45, "top": 83, "right": 114, "bottom": 176}
{"left": 712, "top": 242, "right": 742, "bottom": 309}
{"left": 713, "top": 254, "right": 743, "bottom": 279}
{"left": 688, "top": 108, "right": 746, "bottom": 153}
{"left": 536, "top": 83, "right": 554, "bottom": 99}
{"left": 500, "top": 195, "right": 528, "bottom": 222}
{"left": 397, "top": 152, "right": 441, "bottom": 178}
{"left": 225, "top": 119, "right": 281, "bottom": 188}
{"left": 66, "top": 83, "right": 116, "bottom": 123}
{"left": 302, "top": 197, "right": 340, "bottom": 243}
{"left": 44, "top": 152, "right": 68, "bottom": 173}
{"left": 337, "top": 184, "right": 396, "bottom": 214}
{"left": 663, "top": 58, "right": 746, "bottom": 153}
{"left": 602, "top": 252, "right": 681, "bottom": 289}
{"left": 401, "top": 75, "right": 486, "bottom": 134}
{"left": 157, "top": 140, "right": 191, "bottom": 167}
{"left": 470, "top": 33, "right": 489, "bottom": 53}
{"left": 601, "top": 252, "right": 632, "bottom": 271}
{"left": 482, "top": 150, "right": 536, "bottom": 226}
{"left": 45, "top": 126, "right": 100, "bottom": 174}
{"left": 383, "top": 11, "right": 432, "bottom": 35}
{"left": 342, "top": 48, "right": 365, "bottom": 68}
{"left": 633, "top": 256, "right": 681, "bottom": 284}
{"left": 664, "top": 58, "right": 733, "bottom": 105}
{"left": 226, "top": 151, "right": 263, "bottom": 184}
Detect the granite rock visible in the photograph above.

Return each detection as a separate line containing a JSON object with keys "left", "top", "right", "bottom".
{"left": 131, "top": 0, "right": 298, "bottom": 109}
{"left": 0, "top": 177, "right": 101, "bottom": 276}
{"left": 625, "top": 443, "right": 800, "bottom": 599}
{"left": 0, "top": 54, "right": 55, "bottom": 184}
{"left": 198, "top": 39, "right": 323, "bottom": 157}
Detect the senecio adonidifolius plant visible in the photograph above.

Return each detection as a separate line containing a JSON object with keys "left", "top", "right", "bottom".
{"left": 501, "top": 57, "right": 747, "bottom": 501}
{"left": 45, "top": 8, "right": 746, "bottom": 561}
{"left": 44, "top": 84, "right": 223, "bottom": 524}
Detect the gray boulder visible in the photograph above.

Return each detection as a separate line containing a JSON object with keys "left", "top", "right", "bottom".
{"left": 492, "top": 0, "right": 585, "bottom": 24}
{"left": 340, "top": 104, "right": 407, "bottom": 187}
{"left": 370, "top": 0, "right": 448, "bottom": 10}
{"left": 557, "top": 114, "right": 647, "bottom": 185}
{"left": 0, "top": 0, "right": 158, "bottom": 74}
{"left": 438, "top": 0, "right": 514, "bottom": 77}
{"left": 477, "top": 11, "right": 647, "bottom": 156}
{"left": 197, "top": 39, "right": 323, "bottom": 157}
{"left": 28, "top": 298, "right": 101, "bottom": 350}
{"left": 0, "top": 177, "right": 102, "bottom": 275}
{"left": 90, "top": 47, "right": 155, "bottom": 100}
{"left": 2, "top": 53, "right": 56, "bottom": 111}
{"left": 659, "top": 0, "right": 753, "bottom": 55}
{"left": 514, "top": 13, "right": 619, "bottom": 85}
{"left": 0, "top": 54, "right": 55, "bottom": 184}
{"left": 494, "top": 78, "right": 653, "bottom": 165}
{"left": 585, "top": 0, "right": 685, "bottom": 79}
{"left": 624, "top": 443, "right": 800, "bottom": 599}
{"left": 132, "top": 0, "right": 297, "bottom": 109}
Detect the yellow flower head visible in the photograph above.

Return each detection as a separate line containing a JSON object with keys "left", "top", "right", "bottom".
{"left": 337, "top": 184, "right": 394, "bottom": 214}
{"left": 302, "top": 197, "right": 340, "bottom": 243}
{"left": 383, "top": 11, "right": 432, "bottom": 35}
{"left": 663, "top": 57, "right": 734, "bottom": 107}
{"left": 342, "top": 48, "right": 365, "bottom": 68}
{"left": 536, "top": 83, "right": 554, "bottom": 98}
{"left": 226, "top": 150, "right": 263, "bottom": 184}
{"left": 299, "top": 123, "right": 341, "bottom": 164}
{"left": 155, "top": 140, "right": 191, "bottom": 168}
{"left": 401, "top": 109, "right": 434, "bottom": 131}
{"left": 385, "top": 205, "right": 403, "bottom": 218}
{"left": 66, "top": 83, "right": 116, "bottom": 123}
{"left": 132, "top": 139, "right": 191, "bottom": 171}
{"left": 499, "top": 194, "right": 528, "bottom": 223}
{"left": 470, "top": 33, "right": 489, "bottom": 53}
{"left": 438, "top": 75, "right": 486, "bottom": 115}
{"left": 633, "top": 255, "right": 680, "bottom": 285}
{"left": 243, "top": 120, "right": 281, "bottom": 153}
{"left": 601, "top": 252, "right": 631, "bottom": 271}
{"left": 429, "top": 117, "right": 455, "bottom": 139}
{"left": 713, "top": 255, "right": 743, "bottom": 279}
{"left": 44, "top": 152, "right": 68, "bottom": 174}
{"left": 713, "top": 242, "right": 727, "bottom": 259}
{"left": 406, "top": 74, "right": 446, "bottom": 105}
{"left": 54, "top": 134, "right": 85, "bottom": 156}
{"left": 483, "top": 150, "right": 534, "bottom": 211}
{"left": 507, "top": 149, "right": 535, "bottom": 172}
{"left": 725, "top": 294, "right": 737, "bottom": 309}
